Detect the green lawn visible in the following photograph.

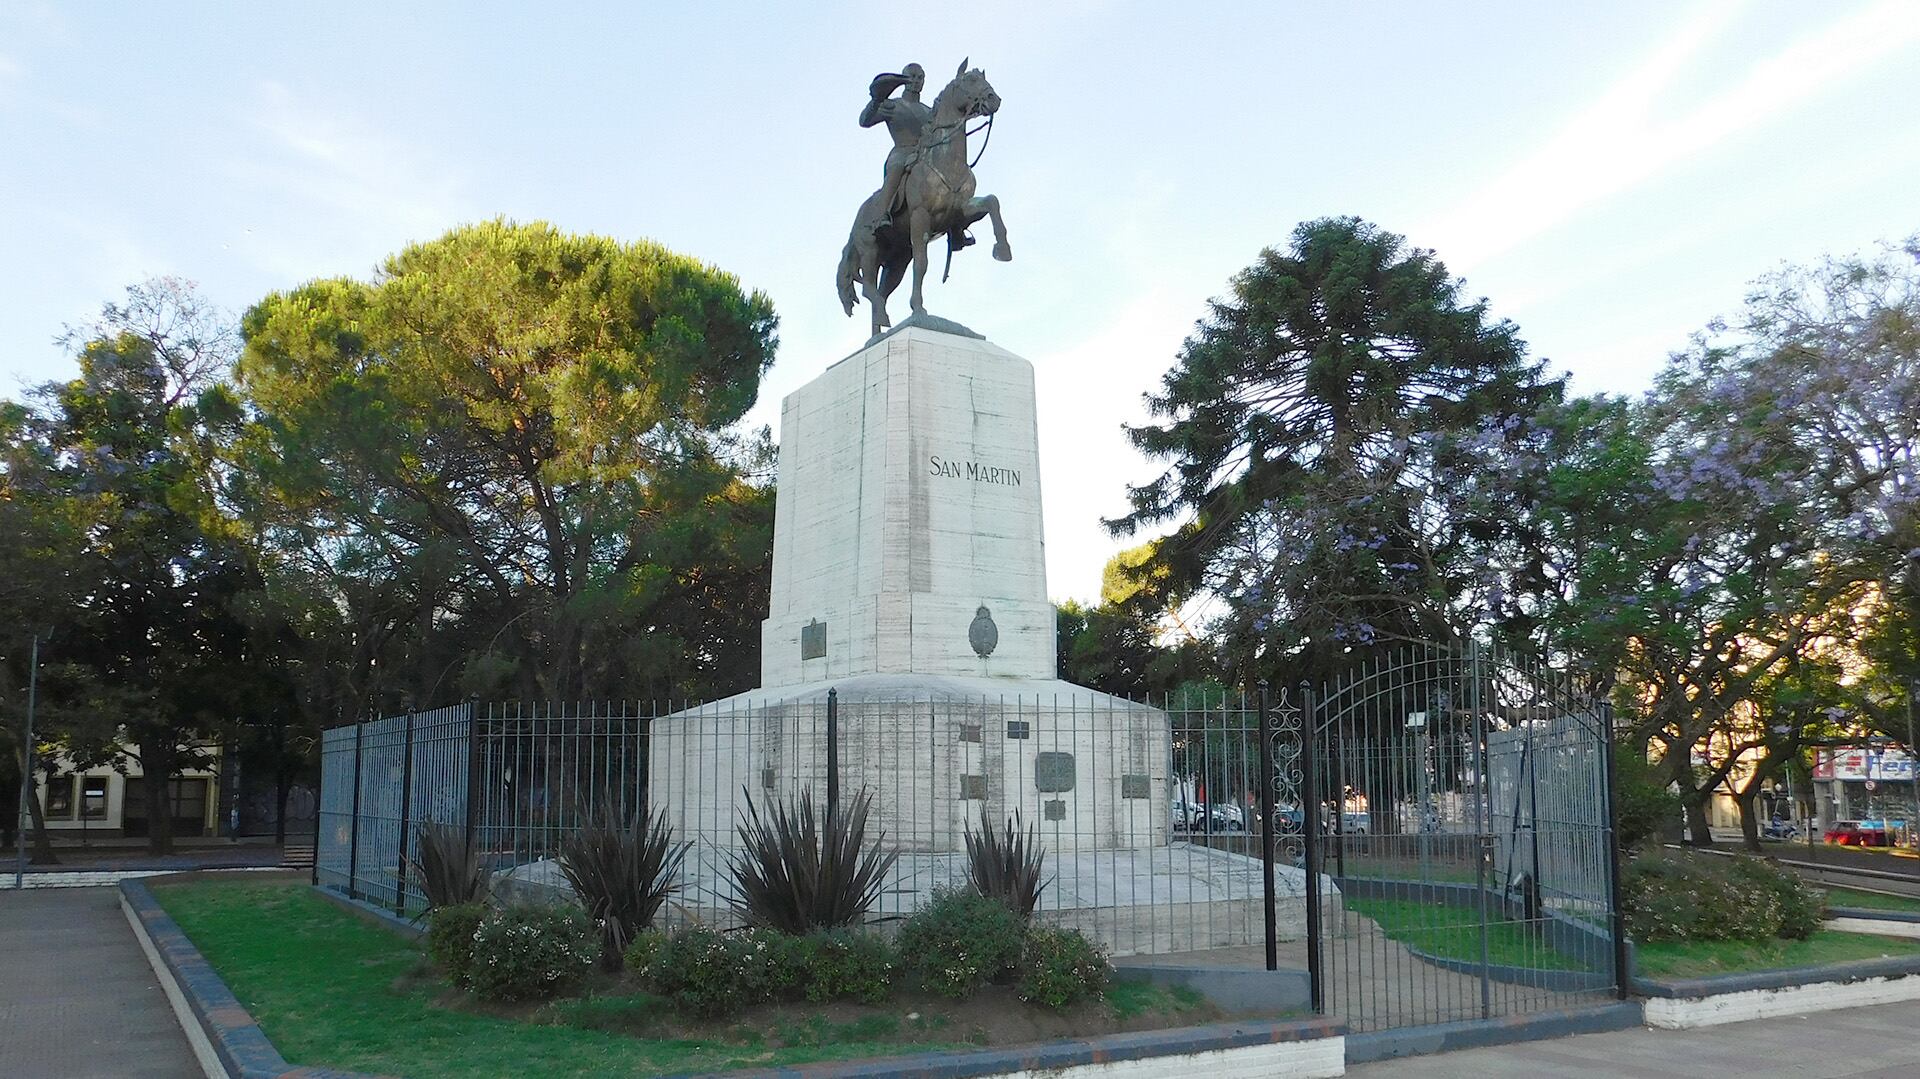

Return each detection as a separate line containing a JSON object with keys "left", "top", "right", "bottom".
{"left": 1633, "top": 930, "right": 1920, "bottom": 980}
{"left": 152, "top": 878, "right": 954, "bottom": 1077}
{"left": 1823, "top": 886, "right": 1920, "bottom": 915}
{"left": 1344, "top": 896, "right": 1589, "bottom": 971}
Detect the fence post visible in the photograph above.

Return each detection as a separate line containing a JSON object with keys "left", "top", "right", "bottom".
{"left": 395, "top": 707, "right": 417, "bottom": 915}
{"left": 347, "top": 717, "right": 365, "bottom": 900}
{"left": 826, "top": 687, "right": 840, "bottom": 821}
{"left": 310, "top": 732, "right": 323, "bottom": 887}
{"left": 465, "top": 703, "right": 483, "bottom": 855}
{"left": 1600, "top": 703, "right": 1631, "bottom": 999}
{"left": 1257, "top": 680, "right": 1278, "bottom": 972}
{"left": 1299, "top": 680, "right": 1323, "bottom": 1014}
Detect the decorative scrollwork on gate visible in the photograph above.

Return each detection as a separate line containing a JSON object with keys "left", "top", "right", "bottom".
{"left": 1266, "top": 685, "right": 1304, "bottom": 811}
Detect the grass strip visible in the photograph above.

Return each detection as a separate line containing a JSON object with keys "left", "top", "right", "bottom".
{"left": 1633, "top": 930, "right": 1920, "bottom": 980}
{"left": 151, "top": 878, "right": 947, "bottom": 1077}
{"left": 1344, "top": 895, "right": 1589, "bottom": 971}
{"left": 1823, "top": 886, "right": 1920, "bottom": 915}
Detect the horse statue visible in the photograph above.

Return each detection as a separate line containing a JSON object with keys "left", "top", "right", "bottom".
{"left": 836, "top": 61, "right": 1011, "bottom": 339}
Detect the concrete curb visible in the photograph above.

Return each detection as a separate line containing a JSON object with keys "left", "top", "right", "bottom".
{"left": 672, "top": 1017, "right": 1348, "bottom": 1079}
{"left": 118, "top": 879, "right": 391, "bottom": 1079}
{"left": 1633, "top": 953, "right": 1920, "bottom": 1029}
{"left": 1829, "top": 905, "right": 1920, "bottom": 924}
{"left": 1343, "top": 1001, "right": 1644, "bottom": 1064}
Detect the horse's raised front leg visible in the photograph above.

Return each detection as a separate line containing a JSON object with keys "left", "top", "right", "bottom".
{"left": 908, "top": 207, "right": 933, "bottom": 316}
{"left": 969, "top": 194, "right": 1012, "bottom": 262}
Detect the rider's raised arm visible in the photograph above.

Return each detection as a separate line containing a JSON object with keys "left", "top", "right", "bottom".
{"left": 859, "top": 95, "right": 894, "bottom": 129}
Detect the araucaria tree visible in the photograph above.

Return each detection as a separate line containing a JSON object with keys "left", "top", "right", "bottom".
{"left": 234, "top": 220, "right": 779, "bottom": 703}
{"left": 1113, "top": 217, "right": 1563, "bottom": 682}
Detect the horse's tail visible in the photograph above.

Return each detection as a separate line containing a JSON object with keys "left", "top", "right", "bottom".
{"left": 836, "top": 237, "right": 861, "bottom": 316}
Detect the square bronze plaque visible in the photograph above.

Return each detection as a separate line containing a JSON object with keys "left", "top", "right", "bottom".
{"left": 1120, "top": 774, "right": 1150, "bottom": 799}
{"left": 1034, "top": 751, "right": 1075, "bottom": 792}
{"left": 1044, "top": 799, "right": 1067, "bottom": 821}
{"left": 960, "top": 774, "right": 987, "bottom": 800}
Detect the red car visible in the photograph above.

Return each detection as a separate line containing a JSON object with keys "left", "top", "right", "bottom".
{"left": 1824, "top": 820, "right": 1894, "bottom": 846}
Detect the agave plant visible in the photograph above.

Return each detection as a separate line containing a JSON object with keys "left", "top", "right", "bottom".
{"left": 405, "top": 822, "right": 490, "bottom": 910}
{"left": 558, "top": 805, "right": 692, "bottom": 971}
{"left": 728, "top": 787, "right": 899, "bottom": 934}
{"left": 965, "top": 809, "right": 1049, "bottom": 918}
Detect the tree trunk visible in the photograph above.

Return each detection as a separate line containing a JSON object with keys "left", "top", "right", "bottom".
{"left": 24, "top": 759, "right": 59, "bottom": 865}
{"left": 141, "top": 740, "right": 177, "bottom": 855}
{"left": 1735, "top": 788, "right": 1762, "bottom": 852}
{"left": 1683, "top": 796, "right": 1712, "bottom": 847}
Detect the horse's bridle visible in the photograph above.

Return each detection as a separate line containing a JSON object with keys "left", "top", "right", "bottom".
{"left": 918, "top": 104, "right": 997, "bottom": 195}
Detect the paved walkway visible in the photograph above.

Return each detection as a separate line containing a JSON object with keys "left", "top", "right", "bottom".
{"left": 0, "top": 886, "right": 203, "bottom": 1078}
{"left": 1352, "top": 1000, "right": 1920, "bottom": 1076}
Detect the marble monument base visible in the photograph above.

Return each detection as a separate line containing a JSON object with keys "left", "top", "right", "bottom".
{"left": 647, "top": 673, "right": 1172, "bottom": 854}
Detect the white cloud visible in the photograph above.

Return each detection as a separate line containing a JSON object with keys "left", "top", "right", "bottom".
{"left": 1420, "top": 0, "right": 1920, "bottom": 270}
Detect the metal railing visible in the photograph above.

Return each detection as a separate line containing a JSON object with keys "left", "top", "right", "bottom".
{"left": 315, "top": 690, "right": 1316, "bottom": 958}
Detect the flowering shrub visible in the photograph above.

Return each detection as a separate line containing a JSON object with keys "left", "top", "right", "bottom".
{"left": 1623, "top": 851, "right": 1824, "bottom": 943}
{"left": 622, "top": 928, "right": 668, "bottom": 980}
{"left": 465, "top": 904, "right": 600, "bottom": 1002}
{"left": 426, "top": 901, "right": 487, "bottom": 989}
{"left": 643, "top": 926, "right": 768, "bottom": 1017}
{"left": 1016, "top": 927, "right": 1110, "bottom": 1008}
{"left": 897, "top": 889, "right": 1024, "bottom": 999}
{"left": 802, "top": 929, "right": 896, "bottom": 1004}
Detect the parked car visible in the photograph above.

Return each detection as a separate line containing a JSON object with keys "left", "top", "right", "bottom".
{"left": 1824, "top": 819, "right": 1893, "bottom": 846}
{"left": 1208, "top": 804, "right": 1247, "bottom": 831}
{"left": 1273, "top": 806, "right": 1305, "bottom": 835}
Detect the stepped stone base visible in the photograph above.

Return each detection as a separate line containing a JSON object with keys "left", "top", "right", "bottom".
{"left": 647, "top": 673, "right": 1172, "bottom": 854}
{"left": 496, "top": 843, "right": 1343, "bottom": 958}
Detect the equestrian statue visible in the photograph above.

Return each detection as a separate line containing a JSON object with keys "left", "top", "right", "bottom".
{"left": 837, "top": 59, "right": 1011, "bottom": 339}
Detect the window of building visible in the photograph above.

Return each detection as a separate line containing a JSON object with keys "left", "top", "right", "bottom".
{"left": 80, "top": 776, "right": 109, "bottom": 820}
{"left": 123, "top": 777, "right": 211, "bottom": 837}
{"left": 42, "top": 775, "right": 75, "bottom": 820}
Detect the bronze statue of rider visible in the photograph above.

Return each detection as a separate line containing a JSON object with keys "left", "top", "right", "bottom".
{"left": 859, "top": 63, "right": 932, "bottom": 233}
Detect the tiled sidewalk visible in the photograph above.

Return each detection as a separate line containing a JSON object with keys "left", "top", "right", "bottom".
{"left": 1, "top": 866, "right": 287, "bottom": 889}
{"left": 0, "top": 886, "right": 204, "bottom": 1078}
{"left": 1352, "top": 999, "right": 1920, "bottom": 1077}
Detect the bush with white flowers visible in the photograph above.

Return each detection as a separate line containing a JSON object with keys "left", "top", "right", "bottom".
{"left": 465, "top": 903, "right": 601, "bottom": 1002}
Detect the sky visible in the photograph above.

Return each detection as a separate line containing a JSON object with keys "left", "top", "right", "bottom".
{"left": 3, "top": 1, "right": 1917, "bottom": 604}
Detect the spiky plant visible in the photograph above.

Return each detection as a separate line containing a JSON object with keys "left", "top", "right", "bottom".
{"left": 728, "top": 787, "right": 899, "bottom": 934}
{"left": 558, "top": 805, "right": 692, "bottom": 971}
{"left": 965, "top": 810, "right": 1049, "bottom": 918}
{"left": 406, "top": 822, "right": 490, "bottom": 910}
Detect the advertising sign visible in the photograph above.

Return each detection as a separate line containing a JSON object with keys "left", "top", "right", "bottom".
{"left": 1813, "top": 746, "right": 1916, "bottom": 782}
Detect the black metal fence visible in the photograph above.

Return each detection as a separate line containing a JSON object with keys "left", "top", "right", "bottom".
{"left": 317, "top": 691, "right": 1313, "bottom": 958}
{"left": 1302, "top": 645, "right": 1622, "bottom": 1032}
{"left": 315, "top": 645, "right": 1622, "bottom": 1035}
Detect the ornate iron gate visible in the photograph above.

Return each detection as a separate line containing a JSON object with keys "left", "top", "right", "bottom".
{"left": 1287, "top": 643, "right": 1623, "bottom": 1033}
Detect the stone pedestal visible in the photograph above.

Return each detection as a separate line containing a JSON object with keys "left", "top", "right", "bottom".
{"left": 652, "top": 326, "right": 1169, "bottom": 855}
{"left": 759, "top": 325, "right": 1055, "bottom": 685}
